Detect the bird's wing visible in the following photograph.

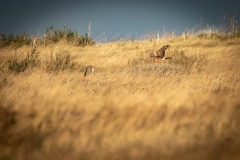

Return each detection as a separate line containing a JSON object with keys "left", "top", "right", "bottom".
{"left": 162, "top": 50, "right": 165, "bottom": 58}
{"left": 156, "top": 48, "right": 164, "bottom": 58}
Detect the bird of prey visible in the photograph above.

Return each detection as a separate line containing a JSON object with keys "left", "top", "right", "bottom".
{"left": 84, "top": 65, "right": 95, "bottom": 77}
{"left": 149, "top": 45, "right": 171, "bottom": 62}
{"left": 156, "top": 45, "right": 170, "bottom": 60}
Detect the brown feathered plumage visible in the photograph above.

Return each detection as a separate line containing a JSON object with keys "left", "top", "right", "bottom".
{"left": 155, "top": 45, "right": 170, "bottom": 59}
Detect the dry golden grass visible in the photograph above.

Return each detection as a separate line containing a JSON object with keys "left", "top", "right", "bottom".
{"left": 0, "top": 35, "right": 240, "bottom": 160}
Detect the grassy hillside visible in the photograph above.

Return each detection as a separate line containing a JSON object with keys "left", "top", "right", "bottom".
{"left": 0, "top": 34, "right": 240, "bottom": 160}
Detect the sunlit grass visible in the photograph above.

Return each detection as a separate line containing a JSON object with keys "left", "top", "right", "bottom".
{"left": 0, "top": 32, "right": 240, "bottom": 160}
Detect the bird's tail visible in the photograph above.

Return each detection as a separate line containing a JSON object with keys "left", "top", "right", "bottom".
{"left": 84, "top": 65, "right": 95, "bottom": 77}
{"left": 149, "top": 53, "right": 156, "bottom": 57}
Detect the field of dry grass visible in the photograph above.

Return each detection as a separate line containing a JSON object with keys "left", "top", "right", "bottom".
{"left": 0, "top": 34, "right": 240, "bottom": 160}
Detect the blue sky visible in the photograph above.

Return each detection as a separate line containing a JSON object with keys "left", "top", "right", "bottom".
{"left": 1, "top": 0, "right": 239, "bottom": 40}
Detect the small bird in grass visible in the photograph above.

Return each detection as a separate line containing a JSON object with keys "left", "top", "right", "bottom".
{"left": 84, "top": 65, "right": 95, "bottom": 77}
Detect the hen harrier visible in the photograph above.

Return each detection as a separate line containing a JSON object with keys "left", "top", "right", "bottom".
{"left": 149, "top": 45, "right": 171, "bottom": 62}
{"left": 84, "top": 65, "right": 95, "bottom": 77}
